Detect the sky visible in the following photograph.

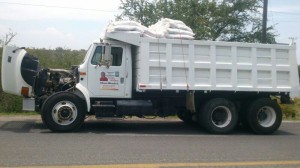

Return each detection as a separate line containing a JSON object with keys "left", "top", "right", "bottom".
{"left": 0, "top": 0, "right": 300, "bottom": 62}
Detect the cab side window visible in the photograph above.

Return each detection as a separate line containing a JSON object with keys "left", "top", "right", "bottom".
{"left": 111, "top": 47, "right": 123, "bottom": 66}
{"left": 91, "top": 46, "right": 123, "bottom": 66}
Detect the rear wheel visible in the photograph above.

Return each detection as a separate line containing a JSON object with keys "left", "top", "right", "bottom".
{"left": 199, "top": 98, "right": 238, "bottom": 134}
{"left": 41, "top": 92, "right": 86, "bottom": 132}
{"left": 246, "top": 98, "right": 282, "bottom": 134}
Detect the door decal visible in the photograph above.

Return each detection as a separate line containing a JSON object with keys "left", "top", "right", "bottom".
{"left": 99, "top": 71, "right": 119, "bottom": 90}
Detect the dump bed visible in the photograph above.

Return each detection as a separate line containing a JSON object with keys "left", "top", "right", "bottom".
{"left": 105, "top": 32, "right": 299, "bottom": 95}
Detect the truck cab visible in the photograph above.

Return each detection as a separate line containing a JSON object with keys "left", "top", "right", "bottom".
{"left": 78, "top": 40, "right": 132, "bottom": 100}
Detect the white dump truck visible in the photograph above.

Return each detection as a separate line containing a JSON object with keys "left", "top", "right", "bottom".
{"left": 1, "top": 32, "right": 299, "bottom": 134}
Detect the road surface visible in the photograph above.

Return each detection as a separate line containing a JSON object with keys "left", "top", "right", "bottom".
{"left": 0, "top": 116, "right": 299, "bottom": 167}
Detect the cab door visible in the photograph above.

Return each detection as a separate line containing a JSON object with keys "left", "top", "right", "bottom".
{"left": 87, "top": 45, "right": 126, "bottom": 98}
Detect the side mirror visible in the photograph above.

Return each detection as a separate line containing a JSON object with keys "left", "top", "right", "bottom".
{"left": 104, "top": 43, "right": 111, "bottom": 68}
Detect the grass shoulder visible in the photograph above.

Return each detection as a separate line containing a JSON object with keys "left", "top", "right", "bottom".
{"left": 0, "top": 111, "right": 39, "bottom": 116}
{"left": 282, "top": 116, "right": 300, "bottom": 121}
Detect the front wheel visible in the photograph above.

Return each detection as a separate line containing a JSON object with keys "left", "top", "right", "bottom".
{"left": 246, "top": 98, "right": 282, "bottom": 134}
{"left": 41, "top": 92, "right": 86, "bottom": 132}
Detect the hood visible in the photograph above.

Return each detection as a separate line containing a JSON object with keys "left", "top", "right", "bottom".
{"left": 1, "top": 46, "right": 39, "bottom": 97}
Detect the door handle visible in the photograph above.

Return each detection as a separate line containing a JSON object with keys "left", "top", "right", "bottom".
{"left": 120, "top": 77, "right": 124, "bottom": 84}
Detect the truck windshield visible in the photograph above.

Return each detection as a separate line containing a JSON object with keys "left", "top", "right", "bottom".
{"left": 91, "top": 46, "right": 103, "bottom": 65}
{"left": 82, "top": 45, "right": 92, "bottom": 64}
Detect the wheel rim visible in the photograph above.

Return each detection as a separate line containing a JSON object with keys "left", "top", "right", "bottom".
{"left": 52, "top": 101, "right": 78, "bottom": 126}
{"left": 257, "top": 106, "right": 276, "bottom": 128}
{"left": 211, "top": 106, "right": 232, "bottom": 128}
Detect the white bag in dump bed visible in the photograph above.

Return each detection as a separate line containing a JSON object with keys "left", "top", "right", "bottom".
{"left": 106, "top": 20, "right": 147, "bottom": 34}
{"left": 149, "top": 18, "right": 195, "bottom": 39}
{"left": 106, "top": 18, "right": 195, "bottom": 39}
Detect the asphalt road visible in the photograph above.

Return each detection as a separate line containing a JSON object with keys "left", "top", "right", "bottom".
{"left": 0, "top": 116, "right": 300, "bottom": 168}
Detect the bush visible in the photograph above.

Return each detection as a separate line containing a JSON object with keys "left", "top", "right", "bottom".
{"left": 280, "top": 98, "right": 300, "bottom": 120}
{"left": 0, "top": 93, "right": 22, "bottom": 112}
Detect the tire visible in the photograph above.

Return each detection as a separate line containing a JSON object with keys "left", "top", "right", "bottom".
{"left": 199, "top": 98, "right": 238, "bottom": 134}
{"left": 246, "top": 98, "right": 282, "bottom": 134}
{"left": 41, "top": 92, "right": 86, "bottom": 132}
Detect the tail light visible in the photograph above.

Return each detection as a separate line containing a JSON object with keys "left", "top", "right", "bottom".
{"left": 21, "top": 87, "right": 29, "bottom": 97}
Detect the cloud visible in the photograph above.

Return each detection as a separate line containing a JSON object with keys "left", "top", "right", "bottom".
{"left": 14, "top": 27, "right": 76, "bottom": 49}
{"left": 43, "top": 27, "right": 72, "bottom": 38}
{"left": 270, "top": 6, "right": 300, "bottom": 13}
{"left": 0, "top": 25, "right": 10, "bottom": 36}
{"left": 0, "top": 0, "right": 122, "bottom": 49}
{"left": 0, "top": 0, "right": 121, "bottom": 21}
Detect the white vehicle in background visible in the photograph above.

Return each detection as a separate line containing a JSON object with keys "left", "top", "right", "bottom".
{"left": 1, "top": 30, "right": 299, "bottom": 134}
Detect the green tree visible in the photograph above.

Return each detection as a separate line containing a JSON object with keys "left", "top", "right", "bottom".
{"left": 118, "top": 0, "right": 277, "bottom": 43}
{"left": 26, "top": 48, "right": 85, "bottom": 69}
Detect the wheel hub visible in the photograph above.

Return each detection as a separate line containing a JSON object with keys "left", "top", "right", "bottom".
{"left": 257, "top": 106, "right": 276, "bottom": 128}
{"left": 52, "top": 101, "right": 78, "bottom": 126}
{"left": 58, "top": 106, "right": 73, "bottom": 120}
{"left": 211, "top": 106, "right": 232, "bottom": 128}
{"left": 258, "top": 110, "right": 267, "bottom": 121}
{"left": 213, "top": 111, "right": 227, "bottom": 122}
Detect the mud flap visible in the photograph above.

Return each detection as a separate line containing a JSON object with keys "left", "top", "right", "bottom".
{"left": 186, "top": 92, "right": 195, "bottom": 113}
{"left": 22, "top": 98, "right": 35, "bottom": 111}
